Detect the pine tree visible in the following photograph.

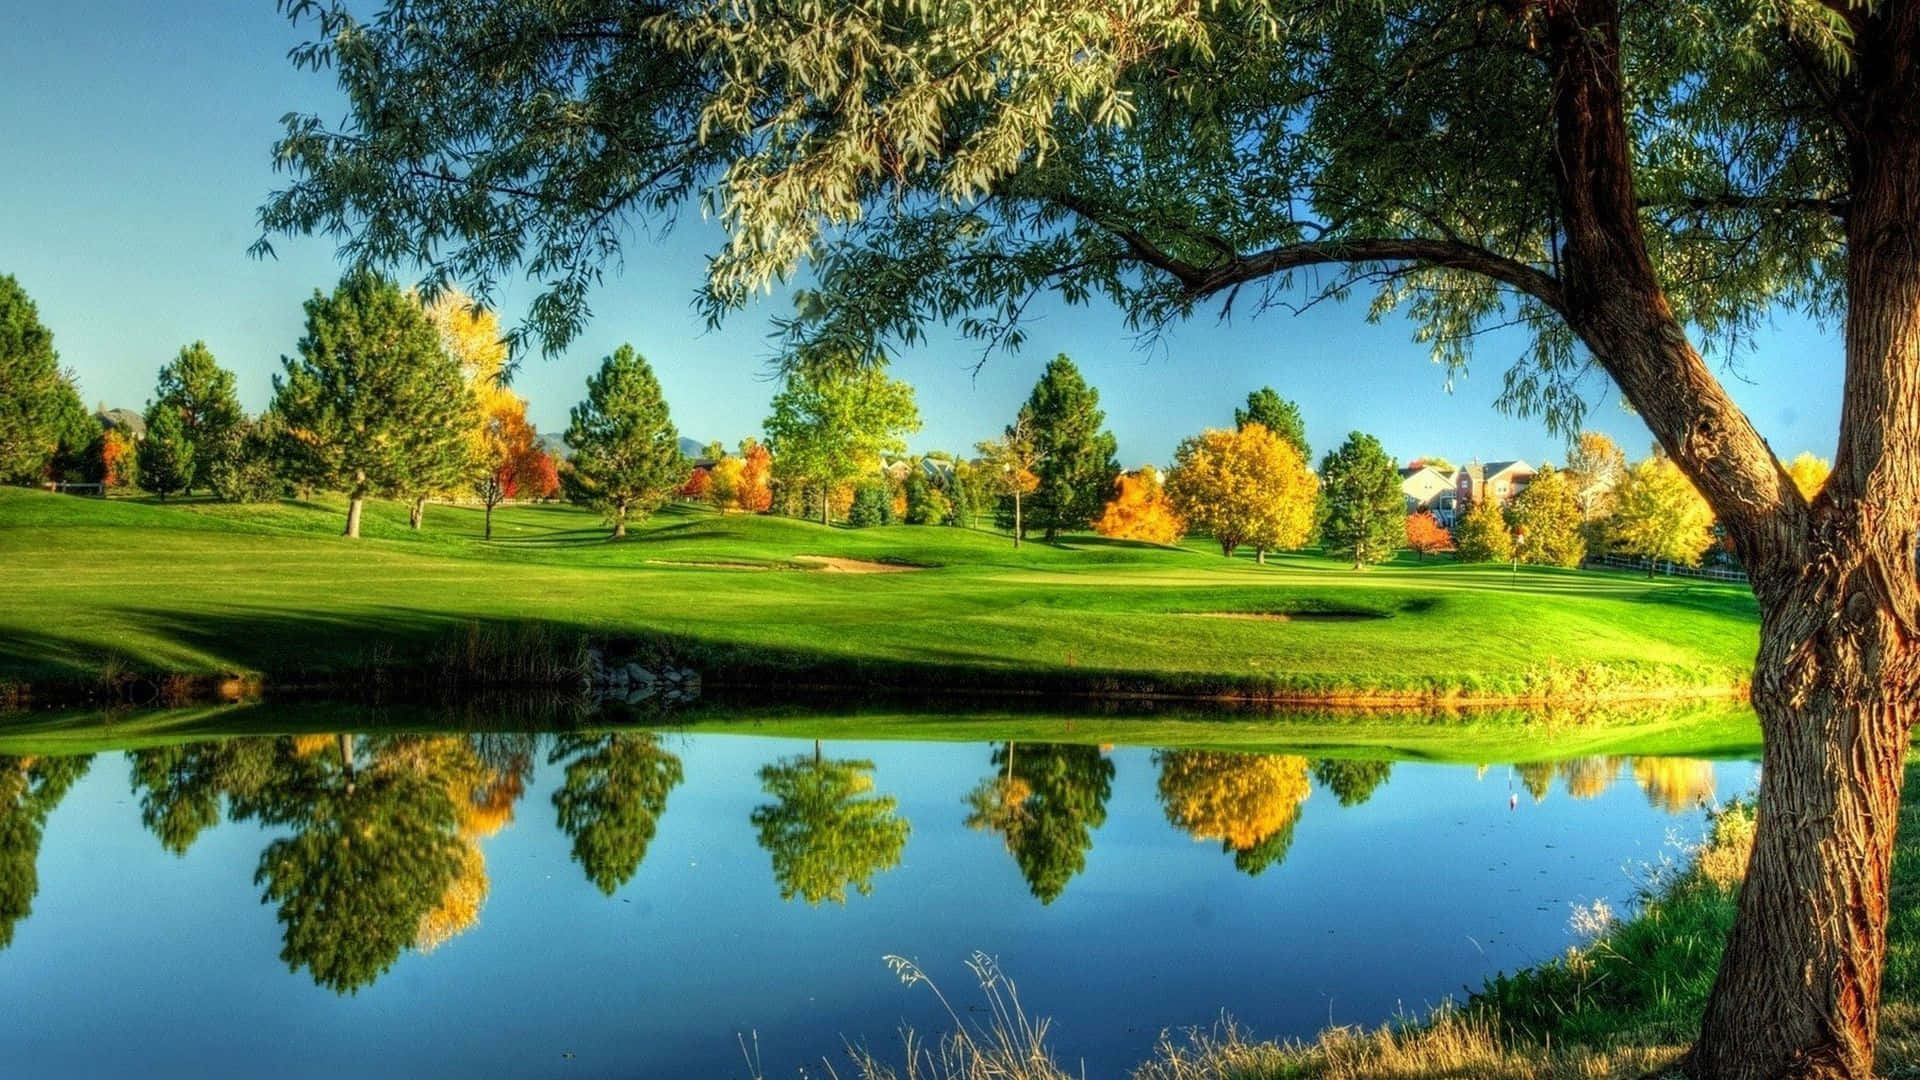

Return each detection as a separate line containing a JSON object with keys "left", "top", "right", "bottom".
{"left": 0, "top": 275, "right": 73, "bottom": 484}
{"left": 137, "top": 402, "right": 194, "bottom": 500}
{"left": 1317, "top": 433, "right": 1403, "bottom": 568}
{"left": 270, "top": 270, "right": 475, "bottom": 538}
{"left": 1017, "top": 356, "right": 1117, "bottom": 542}
{"left": 1233, "top": 388, "right": 1311, "bottom": 463}
{"left": 562, "top": 345, "right": 683, "bottom": 538}
{"left": 153, "top": 342, "right": 243, "bottom": 494}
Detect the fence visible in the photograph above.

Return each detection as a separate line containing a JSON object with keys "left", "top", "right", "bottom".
{"left": 1582, "top": 552, "right": 1749, "bottom": 584}
{"left": 43, "top": 482, "right": 104, "bottom": 496}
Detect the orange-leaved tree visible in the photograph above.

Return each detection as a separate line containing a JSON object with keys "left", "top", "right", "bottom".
{"left": 1404, "top": 512, "right": 1452, "bottom": 560}
{"left": 1095, "top": 466, "right": 1186, "bottom": 546}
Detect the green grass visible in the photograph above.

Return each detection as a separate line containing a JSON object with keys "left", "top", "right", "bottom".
{"left": 0, "top": 487, "right": 1762, "bottom": 703}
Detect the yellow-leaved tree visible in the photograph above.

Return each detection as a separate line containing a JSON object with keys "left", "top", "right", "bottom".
{"left": 1094, "top": 465, "right": 1186, "bottom": 545}
{"left": 1786, "top": 452, "right": 1832, "bottom": 501}
{"left": 1609, "top": 455, "right": 1718, "bottom": 577}
{"left": 1165, "top": 424, "right": 1316, "bottom": 562}
{"left": 423, "top": 290, "right": 548, "bottom": 538}
{"left": 1156, "top": 751, "right": 1312, "bottom": 876}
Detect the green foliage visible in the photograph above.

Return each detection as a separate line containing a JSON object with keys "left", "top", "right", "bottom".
{"left": 550, "top": 732, "right": 684, "bottom": 895}
{"left": 967, "top": 742, "right": 1114, "bottom": 905}
{"left": 1610, "top": 457, "right": 1719, "bottom": 571}
{"left": 130, "top": 740, "right": 277, "bottom": 856}
{"left": 751, "top": 750, "right": 910, "bottom": 905}
{"left": 0, "top": 275, "right": 74, "bottom": 484}
{"left": 246, "top": 735, "right": 464, "bottom": 995}
{"left": 0, "top": 754, "right": 92, "bottom": 949}
{"left": 1453, "top": 499, "right": 1515, "bottom": 564}
{"left": 137, "top": 401, "right": 195, "bottom": 500}
{"left": 1017, "top": 356, "right": 1117, "bottom": 541}
{"left": 847, "top": 480, "right": 893, "bottom": 527}
{"left": 1234, "top": 388, "right": 1310, "bottom": 462}
{"left": 1311, "top": 758, "right": 1393, "bottom": 807}
{"left": 1317, "top": 433, "right": 1402, "bottom": 568}
{"left": 904, "top": 466, "right": 951, "bottom": 525}
{"left": 270, "top": 271, "right": 476, "bottom": 512}
{"left": 206, "top": 413, "right": 289, "bottom": 504}
{"left": 1508, "top": 465, "right": 1587, "bottom": 568}
{"left": 763, "top": 365, "right": 920, "bottom": 524}
{"left": 562, "top": 345, "right": 684, "bottom": 536}
{"left": 154, "top": 342, "right": 243, "bottom": 492}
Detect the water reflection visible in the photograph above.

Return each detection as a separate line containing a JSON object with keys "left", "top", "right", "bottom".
{"left": 0, "top": 732, "right": 1735, "bottom": 1003}
{"left": 964, "top": 742, "right": 1114, "bottom": 904}
{"left": 1509, "top": 755, "right": 1717, "bottom": 811}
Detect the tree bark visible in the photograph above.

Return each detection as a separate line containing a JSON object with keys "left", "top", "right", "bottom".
{"left": 612, "top": 505, "right": 627, "bottom": 539}
{"left": 409, "top": 497, "right": 424, "bottom": 530}
{"left": 344, "top": 495, "right": 364, "bottom": 538}
{"left": 484, "top": 499, "right": 494, "bottom": 541}
{"left": 1012, "top": 490, "right": 1022, "bottom": 548}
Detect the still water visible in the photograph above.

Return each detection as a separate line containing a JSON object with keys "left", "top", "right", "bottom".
{"left": 0, "top": 727, "right": 1757, "bottom": 1078}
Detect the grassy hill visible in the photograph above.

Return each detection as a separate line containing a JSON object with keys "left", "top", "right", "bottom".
{"left": 0, "top": 487, "right": 1762, "bottom": 704}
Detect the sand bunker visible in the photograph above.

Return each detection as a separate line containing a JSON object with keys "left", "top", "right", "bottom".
{"left": 792, "top": 555, "right": 926, "bottom": 574}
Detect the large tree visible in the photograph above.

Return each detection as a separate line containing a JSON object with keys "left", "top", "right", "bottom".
{"left": 1165, "top": 424, "right": 1316, "bottom": 561}
{"left": 0, "top": 275, "right": 79, "bottom": 484}
{"left": 263, "top": 1, "right": 1920, "bottom": 1069}
{"left": 550, "top": 732, "right": 684, "bottom": 895}
{"left": 762, "top": 365, "right": 920, "bottom": 526}
{"left": 1014, "top": 355, "right": 1118, "bottom": 542}
{"left": 1233, "top": 388, "right": 1310, "bottom": 463}
{"left": 750, "top": 746, "right": 909, "bottom": 905}
{"left": 963, "top": 742, "right": 1113, "bottom": 905}
{"left": 562, "top": 345, "right": 683, "bottom": 538}
{"left": 137, "top": 399, "right": 195, "bottom": 501}
{"left": 271, "top": 271, "right": 475, "bottom": 538}
{"left": 152, "top": 342, "right": 244, "bottom": 494}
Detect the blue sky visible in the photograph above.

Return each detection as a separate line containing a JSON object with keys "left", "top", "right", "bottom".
{"left": 1, "top": 1, "right": 1845, "bottom": 469}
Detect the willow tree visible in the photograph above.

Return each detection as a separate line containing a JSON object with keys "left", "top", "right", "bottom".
{"left": 263, "top": 0, "right": 1919, "bottom": 1072}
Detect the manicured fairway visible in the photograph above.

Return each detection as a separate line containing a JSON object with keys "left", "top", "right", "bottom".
{"left": 0, "top": 487, "right": 1761, "bottom": 700}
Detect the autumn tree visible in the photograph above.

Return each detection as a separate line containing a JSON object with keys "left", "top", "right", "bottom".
{"left": 474, "top": 401, "right": 543, "bottom": 539}
{"left": 1157, "top": 751, "right": 1312, "bottom": 876}
{"left": 1014, "top": 356, "right": 1118, "bottom": 541}
{"left": 751, "top": 747, "right": 909, "bottom": 905}
{"left": 1234, "top": 387, "right": 1310, "bottom": 463}
{"left": 1566, "top": 431, "right": 1629, "bottom": 521}
{"left": 1404, "top": 512, "right": 1451, "bottom": 561}
{"left": 271, "top": 271, "right": 476, "bottom": 538}
{"left": 1094, "top": 466, "right": 1186, "bottom": 546}
{"left": 97, "top": 428, "right": 137, "bottom": 490}
{"left": 679, "top": 465, "right": 712, "bottom": 501}
{"left": 975, "top": 414, "right": 1041, "bottom": 547}
{"left": 1610, "top": 456, "right": 1718, "bottom": 576}
{"left": 153, "top": 342, "right": 243, "bottom": 494}
{"left": 1318, "top": 433, "right": 1404, "bottom": 569}
{"left": 1786, "top": 452, "right": 1832, "bottom": 501}
{"left": 763, "top": 365, "right": 920, "bottom": 526}
{"left": 137, "top": 400, "right": 194, "bottom": 500}
{"left": 563, "top": 345, "right": 683, "bottom": 538}
{"left": 416, "top": 288, "right": 517, "bottom": 529}
{"left": 1453, "top": 498, "right": 1515, "bottom": 565}
{"left": 706, "top": 452, "right": 745, "bottom": 511}
{"left": 1166, "top": 424, "right": 1315, "bottom": 561}
{"left": 964, "top": 742, "right": 1112, "bottom": 905}
{"left": 0, "top": 275, "right": 80, "bottom": 484}
{"left": 1508, "top": 464, "right": 1587, "bottom": 568}
{"left": 262, "top": 0, "right": 1920, "bottom": 1064}
{"left": 736, "top": 438, "right": 774, "bottom": 512}
{"left": 550, "top": 733, "right": 684, "bottom": 895}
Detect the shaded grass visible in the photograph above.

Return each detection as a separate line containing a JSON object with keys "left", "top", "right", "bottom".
{"left": 1, "top": 487, "right": 1762, "bottom": 703}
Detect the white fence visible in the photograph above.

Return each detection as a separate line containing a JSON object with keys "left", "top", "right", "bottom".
{"left": 1582, "top": 552, "right": 1749, "bottom": 584}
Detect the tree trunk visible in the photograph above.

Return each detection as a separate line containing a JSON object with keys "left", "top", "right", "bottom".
{"left": 484, "top": 499, "right": 494, "bottom": 541}
{"left": 1256, "top": 548, "right": 1267, "bottom": 565}
{"left": 1012, "top": 491, "right": 1022, "bottom": 548}
{"left": 612, "top": 505, "right": 627, "bottom": 539}
{"left": 409, "top": 497, "right": 424, "bottom": 530}
{"left": 338, "top": 732, "right": 356, "bottom": 796}
{"left": 344, "top": 495, "right": 364, "bottom": 538}
{"left": 1691, "top": 545, "right": 1917, "bottom": 1079}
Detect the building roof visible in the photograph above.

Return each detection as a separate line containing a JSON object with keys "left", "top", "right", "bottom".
{"left": 95, "top": 407, "right": 145, "bottom": 437}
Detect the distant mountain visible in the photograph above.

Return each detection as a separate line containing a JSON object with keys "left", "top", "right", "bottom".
{"left": 537, "top": 432, "right": 570, "bottom": 459}
{"left": 678, "top": 436, "right": 707, "bottom": 459}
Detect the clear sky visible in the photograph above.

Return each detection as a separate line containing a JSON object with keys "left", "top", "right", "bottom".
{"left": 0, "top": 1, "right": 1846, "bottom": 470}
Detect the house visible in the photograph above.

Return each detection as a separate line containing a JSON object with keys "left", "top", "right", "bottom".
{"left": 95, "top": 406, "right": 146, "bottom": 440}
{"left": 1399, "top": 464, "right": 1459, "bottom": 523}
{"left": 1455, "top": 459, "right": 1535, "bottom": 508}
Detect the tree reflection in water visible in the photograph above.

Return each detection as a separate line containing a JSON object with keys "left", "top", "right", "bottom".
{"left": 752, "top": 741, "right": 908, "bottom": 905}
{"left": 965, "top": 742, "right": 1113, "bottom": 903}
{"left": 1157, "top": 751, "right": 1311, "bottom": 876}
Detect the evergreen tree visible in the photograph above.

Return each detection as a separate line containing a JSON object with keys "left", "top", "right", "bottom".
{"left": 137, "top": 401, "right": 195, "bottom": 500}
{"left": 550, "top": 733, "right": 684, "bottom": 895}
{"left": 1233, "top": 388, "right": 1311, "bottom": 463}
{"left": 153, "top": 342, "right": 243, "bottom": 493}
{"left": 846, "top": 480, "right": 892, "bottom": 527}
{"left": 0, "top": 275, "right": 72, "bottom": 484}
{"left": 270, "top": 271, "right": 475, "bottom": 537}
{"left": 44, "top": 377, "right": 96, "bottom": 484}
{"left": 1317, "top": 432, "right": 1403, "bottom": 568}
{"left": 562, "top": 344, "right": 683, "bottom": 538}
{"left": 1017, "top": 356, "right": 1117, "bottom": 541}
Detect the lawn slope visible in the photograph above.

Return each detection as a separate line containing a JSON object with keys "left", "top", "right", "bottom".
{"left": 0, "top": 488, "right": 1761, "bottom": 705}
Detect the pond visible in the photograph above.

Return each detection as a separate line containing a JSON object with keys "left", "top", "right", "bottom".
{"left": 0, "top": 717, "right": 1759, "bottom": 1078}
